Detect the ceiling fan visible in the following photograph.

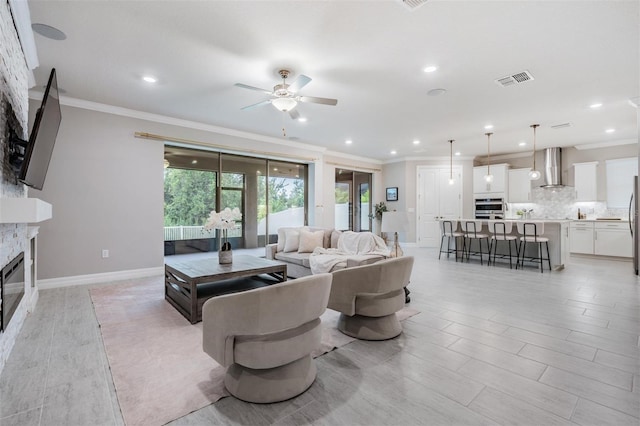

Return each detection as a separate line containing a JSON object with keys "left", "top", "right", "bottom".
{"left": 235, "top": 69, "right": 338, "bottom": 119}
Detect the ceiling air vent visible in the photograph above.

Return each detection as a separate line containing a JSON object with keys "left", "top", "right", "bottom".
{"left": 495, "top": 70, "right": 535, "bottom": 87}
{"left": 396, "top": 0, "right": 429, "bottom": 11}
{"left": 550, "top": 122, "right": 572, "bottom": 129}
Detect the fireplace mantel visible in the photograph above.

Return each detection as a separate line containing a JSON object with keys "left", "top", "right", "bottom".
{"left": 0, "top": 198, "right": 52, "bottom": 223}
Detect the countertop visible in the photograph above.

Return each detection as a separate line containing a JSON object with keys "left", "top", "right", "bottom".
{"left": 572, "top": 218, "right": 629, "bottom": 223}
{"left": 469, "top": 218, "right": 573, "bottom": 224}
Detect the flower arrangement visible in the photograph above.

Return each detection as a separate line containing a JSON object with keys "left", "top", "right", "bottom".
{"left": 369, "top": 202, "right": 388, "bottom": 221}
{"left": 204, "top": 207, "right": 242, "bottom": 254}
{"left": 204, "top": 207, "right": 242, "bottom": 231}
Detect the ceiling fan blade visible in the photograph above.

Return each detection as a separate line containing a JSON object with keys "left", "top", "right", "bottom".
{"left": 234, "top": 83, "right": 273, "bottom": 95}
{"left": 288, "top": 109, "right": 300, "bottom": 120}
{"left": 288, "top": 75, "right": 312, "bottom": 93}
{"left": 299, "top": 96, "right": 338, "bottom": 106}
{"left": 241, "top": 100, "right": 271, "bottom": 110}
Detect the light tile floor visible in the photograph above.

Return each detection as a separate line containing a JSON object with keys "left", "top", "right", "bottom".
{"left": 1, "top": 248, "right": 638, "bottom": 425}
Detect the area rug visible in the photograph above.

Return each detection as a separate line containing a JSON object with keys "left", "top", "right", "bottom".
{"left": 90, "top": 276, "right": 419, "bottom": 426}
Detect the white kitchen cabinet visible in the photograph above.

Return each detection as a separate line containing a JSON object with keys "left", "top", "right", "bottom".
{"left": 594, "top": 222, "right": 632, "bottom": 257}
{"left": 508, "top": 168, "right": 532, "bottom": 202}
{"left": 570, "top": 221, "right": 594, "bottom": 254}
{"left": 605, "top": 157, "right": 638, "bottom": 208}
{"left": 474, "top": 163, "right": 509, "bottom": 195}
{"left": 574, "top": 162, "right": 598, "bottom": 201}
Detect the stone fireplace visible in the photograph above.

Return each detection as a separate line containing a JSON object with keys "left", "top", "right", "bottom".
{"left": 0, "top": 0, "right": 34, "bottom": 373}
{"left": 1, "top": 252, "right": 25, "bottom": 331}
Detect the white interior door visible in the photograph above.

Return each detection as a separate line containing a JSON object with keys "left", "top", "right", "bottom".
{"left": 417, "top": 166, "right": 462, "bottom": 247}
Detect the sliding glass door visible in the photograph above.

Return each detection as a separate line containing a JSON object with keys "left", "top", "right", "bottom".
{"left": 163, "top": 146, "right": 308, "bottom": 255}
{"left": 334, "top": 168, "right": 372, "bottom": 232}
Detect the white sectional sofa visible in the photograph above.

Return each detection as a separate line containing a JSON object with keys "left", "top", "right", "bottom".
{"left": 265, "top": 227, "right": 385, "bottom": 278}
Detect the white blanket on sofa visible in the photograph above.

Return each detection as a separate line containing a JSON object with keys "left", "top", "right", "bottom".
{"left": 309, "top": 231, "right": 390, "bottom": 274}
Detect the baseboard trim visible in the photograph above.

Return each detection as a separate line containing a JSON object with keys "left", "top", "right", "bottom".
{"left": 38, "top": 267, "right": 164, "bottom": 290}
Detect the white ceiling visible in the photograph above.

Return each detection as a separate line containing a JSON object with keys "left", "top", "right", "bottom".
{"left": 26, "top": 0, "right": 639, "bottom": 161}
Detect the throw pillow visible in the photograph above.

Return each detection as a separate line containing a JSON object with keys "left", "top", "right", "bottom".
{"left": 283, "top": 229, "right": 301, "bottom": 253}
{"left": 330, "top": 230, "right": 342, "bottom": 248}
{"left": 298, "top": 230, "right": 324, "bottom": 253}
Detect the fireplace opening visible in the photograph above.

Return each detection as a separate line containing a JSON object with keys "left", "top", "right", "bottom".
{"left": 1, "top": 252, "right": 25, "bottom": 332}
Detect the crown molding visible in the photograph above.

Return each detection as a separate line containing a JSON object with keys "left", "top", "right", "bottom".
{"left": 323, "top": 149, "right": 382, "bottom": 165}
{"left": 573, "top": 138, "right": 638, "bottom": 150}
{"left": 28, "top": 91, "right": 328, "bottom": 153}
{"left": 383, "top": 155, "right": 475, "bottom": 164}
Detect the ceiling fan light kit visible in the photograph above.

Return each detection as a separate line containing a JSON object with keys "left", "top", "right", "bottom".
{"left": 271, "top": 97, "right": 297, "bottom": 112}
{"left": 235, "top": 69, "right": 338, "bottom": 121}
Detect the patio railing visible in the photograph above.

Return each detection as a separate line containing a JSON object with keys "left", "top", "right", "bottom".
{"left": 164, "top": 226, "right": 243, "bottom": 241}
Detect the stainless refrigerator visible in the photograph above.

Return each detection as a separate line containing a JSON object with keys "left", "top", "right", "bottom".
{"left": 631, "top": 176, "right": 639, "bottom": 274}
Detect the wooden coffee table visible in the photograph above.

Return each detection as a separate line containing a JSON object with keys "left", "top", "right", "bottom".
{"left": 164, "top": 255, "right": 287, "bottom": 323}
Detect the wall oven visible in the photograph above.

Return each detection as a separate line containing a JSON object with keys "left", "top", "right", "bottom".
{"left": 474, "top": 197, "right": 505, "bottom": 220}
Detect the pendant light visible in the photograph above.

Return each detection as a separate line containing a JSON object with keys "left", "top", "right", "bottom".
{"left": 484, "top": 132, "right": 494, "bottom": 183}
{"left": 448, "top": 139, "right": 455, "bottom": 185}
{"left": 529, "top": 124, "right": 541, "bottom": 180}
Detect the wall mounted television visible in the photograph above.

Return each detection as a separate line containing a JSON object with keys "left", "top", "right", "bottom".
{"left": 10, "top": 68, "right": 61, "bottom": 190}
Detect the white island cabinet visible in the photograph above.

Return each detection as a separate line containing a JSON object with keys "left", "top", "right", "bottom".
{"left": 446, "top": 219, "right": 570, "bottom": 269}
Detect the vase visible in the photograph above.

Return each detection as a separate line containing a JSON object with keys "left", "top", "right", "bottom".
{"left": 219, "top": 245, "right": 233, "bottom": 264}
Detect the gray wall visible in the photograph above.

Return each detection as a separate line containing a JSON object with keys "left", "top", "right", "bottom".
{"left": 27, "top": 102, "right": 332, "bottom": 280}
{"left": 485, "top": 144, "right": 638, "bottom": 202}
{"left": 28, "top": 104, "right": 165, "bottom": 279}
{"left": 382, "top": 157, "right": 475, "bottom": 243}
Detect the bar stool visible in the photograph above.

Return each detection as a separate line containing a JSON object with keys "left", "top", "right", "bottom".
{"left": 461, "top": 220, "right": 490, "bottom": 265}
{"left": 516, "top": 221, "right": 552, "bottom": 273}
{"left": 487, "top": 220, "right": 519, "bottom": 269}
{"left": 439, "top": 220, "right": 464, "bottom": 261}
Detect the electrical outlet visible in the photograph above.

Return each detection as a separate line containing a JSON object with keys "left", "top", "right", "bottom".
{"left": 102, "top": 249, "right": 109, "bottom": 258}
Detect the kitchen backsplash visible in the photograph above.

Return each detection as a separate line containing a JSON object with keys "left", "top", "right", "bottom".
{"left": 508, "top": 186, "right": 628, "bottom": 220}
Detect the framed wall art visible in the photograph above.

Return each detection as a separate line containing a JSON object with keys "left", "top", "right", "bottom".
{"left": 386, "top": 187, "right": 398, "bottom": 201}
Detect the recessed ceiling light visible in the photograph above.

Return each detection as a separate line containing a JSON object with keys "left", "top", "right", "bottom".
{"left": 32, "top": 23, "right": 67, "bottom": 40}
{"left": 454, "top": 151, "right": 461, "bottom": 156}
{"left": 413, "top": 140, "right": 420, "bottom": 145}
{"left": 345, "top": 140, "right": 353, "bottom": 145}
{"left": 423, "top": 66, "right": 438, "bottom": 73}
{"left": 590, "top": 103, "right": 602, "bottom": 109}
{"left": 273, "top": 167, "right": 278, "bottom": 171}
{"left": 143, "top": 75, "right": 157, "bottom": 83}
{"left": 605, "top": 128, "right": 615, "bottom": 133}
{"left": 191, "top": 160, "right": 197, "bottom": 164}
{"left": 297, "top": 117, "right": 307, "bottom": 122}
{"left": 427, "top": 88, "right": 447, "bottom": 96}
{"left": 484, "top": 124, "right": 494, "bottom": 130}
{"left": 390, "top": 150, "right": 397, "bottom": 155}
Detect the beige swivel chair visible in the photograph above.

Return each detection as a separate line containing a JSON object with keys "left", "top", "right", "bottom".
{"left": 328, "top": 256, "right": 414, "bottom": 340}
{"left": 202, "top": 273, "right": 332, "bottom": 403}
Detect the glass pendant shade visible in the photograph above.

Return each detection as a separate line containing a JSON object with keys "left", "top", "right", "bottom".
{"left": 484, "top": 133, "right": 493, "bottom": 183}
{"left": 271, "top": 97, "right": 298, "bottom": 112}
{"left": 529, "top": 169, "right": 541, "bottom": 180}
{"left": 448, "top": 139, "right": 455, "bottom": 185}
{"left": 529, "top": 124, "right": 541, "bottom": 180}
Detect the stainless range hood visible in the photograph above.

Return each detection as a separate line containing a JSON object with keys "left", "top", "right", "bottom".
{"left": 541, "top": 147, "right": 564, "bottom": 187}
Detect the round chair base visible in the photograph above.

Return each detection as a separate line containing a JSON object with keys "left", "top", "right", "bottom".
{"left": 224, "top": 355, "right": 316, "bottom": 403}
{"left": 337, "top": 313, "right": 402, "bottom": 340}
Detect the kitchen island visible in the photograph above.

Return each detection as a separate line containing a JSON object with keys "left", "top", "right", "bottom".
{"left": 446, "top": 219, "right": 571, "bottom": 270}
